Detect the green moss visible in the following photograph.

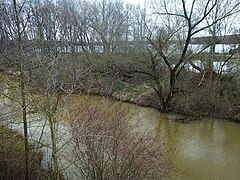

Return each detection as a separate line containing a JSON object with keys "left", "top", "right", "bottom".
{"left": 138, "top": 74, "right": 154, "bottom": 83}
{"left": 127, "top": 84, "right": 152, "bottom": 99}
{"left": 112, "top": 80, "right": 126, "bottom": 93}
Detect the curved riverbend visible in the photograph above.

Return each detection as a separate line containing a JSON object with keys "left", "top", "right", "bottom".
{"left": 6, "top": 95, "right": 240, "bottom": 179}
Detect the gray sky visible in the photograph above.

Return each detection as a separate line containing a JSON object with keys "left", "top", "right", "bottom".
{"left": 126, "top": 0, "right": 148, "bottom": 8}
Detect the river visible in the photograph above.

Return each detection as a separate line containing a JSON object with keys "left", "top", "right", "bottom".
{"left": 125, "top": 102, "right": 240, "bottom": 179}
{"left": 2, "top": 95, "right": 240, "bottom": 179}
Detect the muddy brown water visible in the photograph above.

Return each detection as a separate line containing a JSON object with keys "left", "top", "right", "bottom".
{"left": 70, "top": 95, "right": 240, "bottom": 179}
{"left": 125, "top": 103, "right": 240, "bottom": 179}
{"left": 4, "top": 94, "right": 240, "bottom": 179}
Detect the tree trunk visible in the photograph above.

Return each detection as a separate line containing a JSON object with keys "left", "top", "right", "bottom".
{"left": 12, "top": 0, "right": 30, "bottom": 178}
{"left": 49, "top": 115, "right": 60, "bottom": 180}
{"left": 20, "top": 73, "right": 30, "bottom": 180}
{"left": 165, "top": 71, "right": 176, "bottom": 111}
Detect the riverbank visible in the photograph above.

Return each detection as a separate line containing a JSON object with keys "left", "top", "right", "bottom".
{"left": 0, "top": 127, "right": 48, "bottom": 179}
{"left": 81, "top": 73, "right": 240, "bottom": 122}
{"left": 1, "top": 68, "right": 239, "bottom": 122}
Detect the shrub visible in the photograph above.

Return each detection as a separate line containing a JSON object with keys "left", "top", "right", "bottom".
{"left": 69, "top": 100, "right": 170, "bottom": 179}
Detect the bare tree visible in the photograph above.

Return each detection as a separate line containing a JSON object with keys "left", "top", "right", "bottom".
{"left": 143, "top": 0, "right": 240, "bottom": 111}
{"left": 68, "top": 100, "right": 170, "bottom": 179}
{"left": 87, "top": 0, "right": 127, "bottom": 53}
{"left": 0, "top": 0, "right": 32, "bottom": 179}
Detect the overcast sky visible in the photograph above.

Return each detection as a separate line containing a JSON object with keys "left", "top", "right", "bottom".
{"left": 126, "top": 0, "right": 148, "bottom": 8}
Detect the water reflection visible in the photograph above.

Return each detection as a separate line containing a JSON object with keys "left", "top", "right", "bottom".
{"left": 118, "top": 99, "right": 240, "bottom": 179}
{"left": 2, "top": 93, "right": 240, "bottom": 179}
{"left": 154, "top": 117, "right": 240, "bottom": 180}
